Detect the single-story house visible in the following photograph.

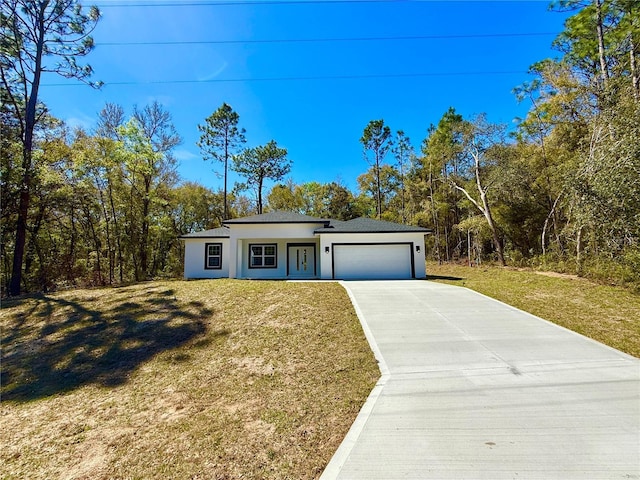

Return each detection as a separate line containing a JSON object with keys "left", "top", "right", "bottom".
{"left": 180, "top": 211, "right": 430, "bottom": 280}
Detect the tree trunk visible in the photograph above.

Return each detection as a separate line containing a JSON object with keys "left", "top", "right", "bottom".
{"left": 257, "top": 177, "right": 264, "bottom": 214}
{"left": 542, "top": 192, "right": 563, "bottom": 256}
{"left": 451, "top": 147, "right": 506, "bottom": 267}
{"left": 576, "top": 225, "right": 584, "bottom": 275}
{"left": 141, "top": 193, "right": 150, "bottom": 280}
{"left": 479, "top": 189, "right": 506, "bottom": 266}
{"left": 9, "top": 5, "right": 47, "bottom": 296}
{"left": 375, "top": 155, "right": 382, "bottom": 219}
{"left": 97, "top": 179, "right": 114, "bottom": 284}
{"left": 444, "top": 224, "right": 450, "bottom": 262}
{"left": 223, "top": 135, "right": 229, "bottom": 220}
{"left": 428, "top": 166, "right": 441, "bottom": 264}
{"left": 594, "top": 0, "right": 609, "bottom": 88}
{"left": 630, "top": 30, "right": 639, "bottom": 98}
{"left": 9, "top": 178, "right": 30, "bottom": 295}
{"left": 108, "top": 178, "right": 124, "bottom": 283}
{"left": 473, "top": 147, "right": 505, "bottom": 266}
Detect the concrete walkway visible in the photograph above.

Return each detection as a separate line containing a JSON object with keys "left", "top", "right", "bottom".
{"left": 321, "top": 280, "right": 640, "bottom": 480}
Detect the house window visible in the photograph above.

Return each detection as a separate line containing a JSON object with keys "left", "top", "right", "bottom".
{"left": 249, "top": 243, "right": 277, "bottom": 268}
{"left": 205, "top": 243, "right": 222, "bottom": 269}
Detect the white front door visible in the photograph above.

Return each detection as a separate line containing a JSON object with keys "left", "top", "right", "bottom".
{"left": 288, "top": 245, "right": 315, "bottom": 277}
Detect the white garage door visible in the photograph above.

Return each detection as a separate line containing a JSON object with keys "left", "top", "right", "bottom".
{"left": 333, "top": 244, "right": 413, "bottom": 279}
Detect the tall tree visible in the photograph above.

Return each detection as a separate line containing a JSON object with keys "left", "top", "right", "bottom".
{"left": 233, "top": 140, "right": 291, "bottom": 214}
{"left": 357, "top": 164, "right": 399, "bottom": 221}
{"left": 132, "top": 102, "right": 181, "bottom": 278}
{"left": 197, "top": 103, "right": 246, "bottom": 220}
{"left": 1, "top": 0, "right": 101, "bottom": 295}
{"left": 360, "top": 119, "right": 392, "bottom": 219}
{"left": 392, "top": 130, "right": 413, "bottom": 224}
{"left": 451, "top": 115, "right": 508, "bottom": 266}
{"left": 421, "top": 108, "right": 466, "bottom": 262}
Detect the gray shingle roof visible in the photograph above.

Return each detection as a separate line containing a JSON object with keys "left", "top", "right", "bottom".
{"left": 223, "top": 211, "right": 330, "bottom": 225}
{"left": 316, "top": 217, "right": 431, "bottom": 233}
{"left": 181, "top": 214, "right": 430, "bottom": 238}
{"left": 179, "top": 226, "right": 230, "bottom": 238}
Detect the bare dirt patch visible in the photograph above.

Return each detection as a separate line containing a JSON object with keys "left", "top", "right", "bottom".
{"left": 534, "top": 270, "right": 581, "bottom": 280}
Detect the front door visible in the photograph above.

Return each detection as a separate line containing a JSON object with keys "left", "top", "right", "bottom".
{"left": 287, "top": 245, "right": 315, "bottom": 278}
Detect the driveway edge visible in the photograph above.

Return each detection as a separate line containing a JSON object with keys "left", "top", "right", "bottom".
{"left": 319, "top": 282, "right": 390, "bottom": 480}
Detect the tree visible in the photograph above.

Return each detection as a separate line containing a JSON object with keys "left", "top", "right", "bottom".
{"left": 197, "top": 103, "right": 246, "bottom": 220}
{"left": 360, "top": 119, "right": 392, "bottom": 219}
{"left": 392, "top": 130, "right": 414, "bottom": 224}
{"left": 267, "top": 180, "right": 304, "bottom": 213}
{"left": 233, "top": 141, "right": 291, "bottom": 214}
{"left": 131, "top": 102, "right": 181, "bottom": 279}
{"left": 94, "top": 103, "right": 126, "bottom": 282}
{"left": 296, "top": 181, "right": 327, "bottom": 217}
{"left": 1, "top": 0, "right": 101, "bottom": 295}
{"left": 450, "top": 115, "right": 508, "bottom": 266}
{"left": 357, "top": 164, "right": 399, "bottom": 221}
{"left": 324, "top": 182, "right": 360, "bottom": 220}
{"left": 421, "top": 108, "right": 466, "bottom": 262}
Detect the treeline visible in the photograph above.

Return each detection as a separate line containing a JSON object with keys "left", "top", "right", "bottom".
{"left": 1, "top": 97, "right": 303, "bottom": 291}
{"left": 2, "top": 0, "right": 639, "bottom": 294}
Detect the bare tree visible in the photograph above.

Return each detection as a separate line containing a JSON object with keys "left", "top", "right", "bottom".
{"left": 449, "top": 116, "right": 507, "bottom": 266}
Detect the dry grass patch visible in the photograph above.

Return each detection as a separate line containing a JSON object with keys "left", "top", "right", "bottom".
{"left": 0, "top": 280, "right": 379, "bottom": 479}
{"left": 427, "top": 263, "right": 640, "bottom": 358}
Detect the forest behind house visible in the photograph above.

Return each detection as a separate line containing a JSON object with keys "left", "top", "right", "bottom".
{"left": 2, "top": 0, "right": 639, "bottom": 294}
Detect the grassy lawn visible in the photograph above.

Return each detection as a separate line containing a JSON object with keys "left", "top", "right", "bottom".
{"left": 427, "top": 262, "right": 640, "bottom": 358}
{"left": 0, "top": 280, "right": 379, "bottom": 480}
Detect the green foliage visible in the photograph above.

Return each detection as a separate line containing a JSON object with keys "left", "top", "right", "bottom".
{"left": 197, "top": 103, "right": 246, "bottom": 219}
{"left": 2, "top": 0, "right": 102, "bottom": 295}
{"left": 2, "top": 0, "right": 639, "bottom": 293}
{"left": 360, "top": 119, "right": 393, "bottom": 218}
{"left": 233, "top": 140, "right": 291, "bottom": 214}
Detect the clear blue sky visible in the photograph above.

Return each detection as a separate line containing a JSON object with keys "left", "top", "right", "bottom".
{"left": 40, "top": 0, "right": 570, "bottom": 192}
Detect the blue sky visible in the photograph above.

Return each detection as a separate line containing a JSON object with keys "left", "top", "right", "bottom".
{"left": 40, "top": 0, "right": 570, "bottom": 192}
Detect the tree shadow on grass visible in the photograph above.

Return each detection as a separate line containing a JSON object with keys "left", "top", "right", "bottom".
{"left": 1, "top": 287, "right": 215, "bottom": 402}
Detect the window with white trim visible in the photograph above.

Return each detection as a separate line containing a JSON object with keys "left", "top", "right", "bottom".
{"left": 205, "top": 243, "right": 222, "bottom": 269}
{"left": 249, "top": 244, "right": 277, "bottom": 268}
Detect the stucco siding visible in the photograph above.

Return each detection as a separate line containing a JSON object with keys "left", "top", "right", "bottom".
{"left": 319, "top": 232, "right": 426, "bottom": 279}
{"left": 183, "top": 238, "right": 230, "bottom": 278}
{"left": 237, "top": 238, "right": 319, "bottom": 279}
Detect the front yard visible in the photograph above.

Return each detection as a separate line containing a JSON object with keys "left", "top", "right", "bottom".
{"left": 0, "top": 280, "right": 379, "bottom": 479}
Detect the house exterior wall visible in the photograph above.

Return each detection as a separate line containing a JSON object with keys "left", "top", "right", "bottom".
{"left": 318, "top": 232, "right": 427, "bottom": 279}
{"left": 182, "top": 223, "right": 427, "bottom": 280}
{"left": 235, "top": 238, "right": 319, "bottom": 278}
{"left": 183, "top": 238, "right": 230, "bottom": 278}
{"left": 228, "top": 223, "right": 324, "bottom": 279}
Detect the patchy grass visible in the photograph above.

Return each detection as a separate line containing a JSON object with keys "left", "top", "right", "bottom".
{"left": 427, "top": 263, "right": 640, "bottom": 358}
{"left": 0, "top": 280, "right": 379, "bottom": 479}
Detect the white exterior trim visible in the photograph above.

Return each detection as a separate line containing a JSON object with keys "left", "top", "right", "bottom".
{"left": 182, "top": 219, "right": 427, "bottom": 280}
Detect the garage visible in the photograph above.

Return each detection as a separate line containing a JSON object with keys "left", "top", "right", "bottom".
{"left": 332, "top": 243, "right": 414, "bottom": 279}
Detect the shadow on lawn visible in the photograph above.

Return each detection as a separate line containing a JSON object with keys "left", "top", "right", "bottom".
{"left": 1, "top": 287, "right": 212, "bottom": 402}
{"left": 426, "top": 274, "right": 465, "bottom": 281}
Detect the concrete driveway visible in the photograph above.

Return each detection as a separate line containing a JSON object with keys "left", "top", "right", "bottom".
{"left": 321, "top": 280, "right": 640, "bottom": 480}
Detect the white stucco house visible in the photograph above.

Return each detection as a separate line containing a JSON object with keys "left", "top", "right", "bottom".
{"left": 180, "top": 211, "right": 430, "bottom": 280}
